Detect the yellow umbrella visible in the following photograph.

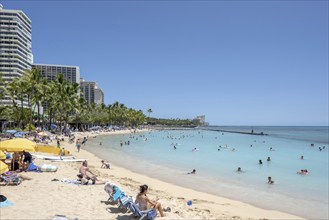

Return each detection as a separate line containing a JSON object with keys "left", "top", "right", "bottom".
{"left": 0, "top": 138, "right": 36, "bottom": 152}
{"left": 0, "top": 150, "right": 6, "bottom": 160}
{"left": 0, "top": 161, "right": 9, "bottom": 175}
{"left": 38, "top": 132, "right": 48, "bottom": 137}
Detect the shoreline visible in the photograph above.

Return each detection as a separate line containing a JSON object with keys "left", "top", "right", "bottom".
{"left": 1, "top": 129, "right": 303, "bottom": 219}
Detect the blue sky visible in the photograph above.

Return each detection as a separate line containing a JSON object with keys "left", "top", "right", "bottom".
{"left": 2, "top": 0, "right": 328, "bottom": 126}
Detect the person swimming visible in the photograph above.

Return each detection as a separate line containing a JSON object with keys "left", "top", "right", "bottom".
{"left": 267, "top": 157, "right": 271, "bottom": 162}
{"left": 192, "top": 147, "right": 199, "bottom": 152}
{"left": 297, "top": 169, "right": 309, "bottom": 175}
{"left": 259, "top": 160, "right": 263, "bottom": 165}
{"left": 237, "top": 167, "right": 242, "bottom": 172}
{"left": 268, "top": 176, "right": 274, "bottom": 184}
{"left": 188, "top": 169, "right": 196, "bottom": 174}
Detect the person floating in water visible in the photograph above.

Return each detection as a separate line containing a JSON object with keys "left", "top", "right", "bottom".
{"left": 267, "top": 157, "right": 271, "bottom": 162}
{"left": 268, "top": 176, "right": 274, "bottom": 184}
{"left": 237, "top": 167, "right": 242, "bottom": 172}
{"left": 188, "top": 169, "right": 196, "bottom": 174}
{"left": 297, "top": 169, "right": 309, "bottom": 175}
{"left": 192, "top": 147, "right": 199, "bottom": 152}
{"left": 300, "top": 155, "right": 304, "bottom": 160}
{"left": 259, "top": 160, "right": 263, "bottom": 165}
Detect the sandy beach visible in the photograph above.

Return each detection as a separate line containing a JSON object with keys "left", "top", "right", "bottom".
{"left": 1, "top": 129, "right": 303, "bottom": 220}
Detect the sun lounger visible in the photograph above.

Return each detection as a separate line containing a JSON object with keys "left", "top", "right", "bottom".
{"left": 126, "top": 201, "right": 157, "bottom": 220}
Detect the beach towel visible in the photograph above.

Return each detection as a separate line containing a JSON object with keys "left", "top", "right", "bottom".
{"left": 60, "top": 179, "right": 81, "bottom": 185}
{"left": 0, "top": 199, "right": 13, "bottom": 208}
{"left": 112, "top": 186, "right": 125, "bottom": 201}
{"left": 27, "top": 163, "right": 38, "bottom": 171}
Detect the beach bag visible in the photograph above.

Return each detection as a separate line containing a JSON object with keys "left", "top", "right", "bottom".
{"left": 146, "top": 209, "right": 157, "bottom": 220}
{"left": 0, "top": 195, "right": 7, "bottom": 202}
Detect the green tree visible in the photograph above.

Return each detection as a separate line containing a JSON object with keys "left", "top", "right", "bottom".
{"left": 147, "top": 108, "right": 153, "bottom": 118}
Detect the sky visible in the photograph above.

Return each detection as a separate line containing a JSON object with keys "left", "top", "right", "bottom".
{"left": 2, "top": 0, "right": 328, "bottom": 126}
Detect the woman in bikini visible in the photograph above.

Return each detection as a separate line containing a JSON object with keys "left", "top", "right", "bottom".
{"left": 135, "top": 184, "right": 165, "bottom": 217}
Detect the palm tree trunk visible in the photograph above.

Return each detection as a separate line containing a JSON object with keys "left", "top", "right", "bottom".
{"left": 49, "top": 109, "right": 52, "bottom": 131}
{"left": 60, "top": 110, "right": 63, "bottom": 134}
{"left": 37, "top": 103, "right": 40, "bottom": 127}
{"left": 20, "top": 97, "right": 24, "bottom": 130}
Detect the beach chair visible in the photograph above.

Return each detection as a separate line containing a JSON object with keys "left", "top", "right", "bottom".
{"left": 104, "top": 182, "right": 130, "bottom": 211}
{"left": 104, "top": 182, "right": 116, "bottom": 201}
{"left": 0, "top": 173, "right": 22, "bottom": 186}
{"left": 126, "top": 201, "right": 157, "bottom": 220}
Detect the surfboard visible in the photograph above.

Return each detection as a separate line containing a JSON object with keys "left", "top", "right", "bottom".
{"left": 31, "top": 154, "right": 75, "bottom": 160}
{"left": 49, "top": 159, "right": 87, "bottom": 162}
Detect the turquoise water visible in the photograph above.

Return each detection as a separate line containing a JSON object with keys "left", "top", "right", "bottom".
{"left": 85, "top": 126, "right": 328, "bottom": 219}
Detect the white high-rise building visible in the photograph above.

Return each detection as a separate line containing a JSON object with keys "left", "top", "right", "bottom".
{"left": 0, "top": 4, "right": 33, "bottom": 106}
{"left": 80, "top": 78, "right": 96, "bottom": 105}
{"left": 94, "top": 85, "right": 104, "bottom": 106}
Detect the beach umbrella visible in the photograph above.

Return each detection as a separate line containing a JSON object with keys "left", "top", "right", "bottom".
{"left": 14, "top": 131, "right": 27, "bottom": 138}
{"left": 0, "top": 161, "right": 9, "bottom": 175}
{"left": 38, "top": 132, "right": 48, "bottom": 137}
{"left": 5, "top": 130, "right": 17, "bottom": 134}
{"left": 0, "top": 150, "right": 6, "bottom": 160}
{"left": 0, "top": 138, "right": 36, "bottom": 152}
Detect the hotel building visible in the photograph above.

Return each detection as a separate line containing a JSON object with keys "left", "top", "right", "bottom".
{"left": 32, "top": 64, "right": 80, "bottom": 112}
{"left": 0, "top": 4, "right": 33, "bottom": 106}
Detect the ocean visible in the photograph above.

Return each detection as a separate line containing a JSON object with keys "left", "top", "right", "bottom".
{"left": 84, "top": 126, "right": 329, "bottom": 219}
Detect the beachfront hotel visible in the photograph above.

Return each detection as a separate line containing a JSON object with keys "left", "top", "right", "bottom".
{"left": 0, "top": 4, "right": 33, "bottom": 107}
{"left": 80, "top": 78, "right": 96, "bottom": 105}
{"left": 32, "top": 64, "right": 81, "bottom": 112}
{"left": 94, "top": 85, "right": 104, "bottom": 105}
{"left": 80, "top": 78, "right": 105, "bottom": 105}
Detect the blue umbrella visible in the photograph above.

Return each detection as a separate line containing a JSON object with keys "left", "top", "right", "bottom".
{"left": 14, "top": 131, "right": 27, "bottom": 138}
{"left": 5, "top": 130, "right": 17, "bottom": 134}
{"left": 51, "top": 124, "right": 57, "bottom": 129}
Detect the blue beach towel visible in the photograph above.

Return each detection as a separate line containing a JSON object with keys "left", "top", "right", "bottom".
{"left": 27, "top": 163, "right": 38, "bottom": 171}
{"left": 112, "top": 186, "right": 125, "bottom": 201}
{"left": 0, "top": 200, "right": 13, "bottom": 208}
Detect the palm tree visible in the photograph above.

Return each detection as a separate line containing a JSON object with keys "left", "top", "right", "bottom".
{"left": 6, "top": 78, "right": 27, "bottom": 129}
{"left": 21, "top": 68, "right": 43, "bottom": 127}
{"left": 147, "top": 108, "right": 153, "bottom": 118}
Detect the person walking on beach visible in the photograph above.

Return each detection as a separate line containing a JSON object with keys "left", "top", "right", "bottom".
{"left": 57, "top": 138, "right": 60, "bottom": 148}
{"left": 81, "top": 137, "right": 88, "bottom": 145}
{"left": 135, "top": 184, "right": 165, "bottom": 217}
{"left": 76, "top": 139, "right": 81, "bottom": 152}
{"left": 59, "top": 147, "right": 65, "bottom": 158}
